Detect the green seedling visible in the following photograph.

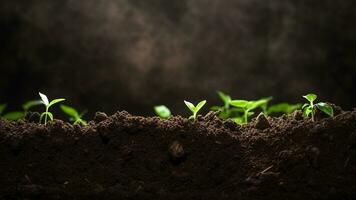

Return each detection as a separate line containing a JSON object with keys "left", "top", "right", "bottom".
{"left": 39, "top": 92, "right": 65, "bottom": 125}
{"left": 230, "top": 99, "right": 268, "bottom": 124}
{"left": 302, "top": 93, "right": 333, "bottom": 122}
{"left": 267, "top": 103, "right": 302, "bottom": 115}
{"left": 184, "top": 100, "right": 207, "bottom": 121}
{"left": 60, "top": 104, "right": 87, "bottom": 125}
{"left": 259, "top": 96, "right": 273, "bottom": 114}
{"left": 154, "top": 105, "right": 171, "bottom": 119}
{"left": 211, "top": 91, "right": 232, "bottom": 119}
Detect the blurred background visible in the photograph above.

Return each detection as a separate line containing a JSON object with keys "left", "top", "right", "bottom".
{"left": 1, "top": 0, "right": 355, "bottom": 117}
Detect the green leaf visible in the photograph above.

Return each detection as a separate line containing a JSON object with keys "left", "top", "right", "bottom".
{"left": 47, "top": 112, "right": 54, "bottom": 121}
{"left": 0, "top": 104, "right": 7, "bottom": 115}
{"left": 210, "top": 106, "right": 222, "bottom": 111}
{"left": 303, "top": 107, "right": 313, "bottom": 117}
{"left": 22, "top": 100, "right": 42, "bottom": 111}
{"left": 154, "top": 105, "right": 171, "bottom": 119}
{"left": 230, "top": 100, "right": 249, "bottom": 108}
{"left": 3, "top": 112, "right": 25, "bottom": 121}
{"left": 302, "top": 103, "right": 310, "bottom": 110}
{"left": 217, "top": 91, "right": 231, "bottom": 105}
{"left": 61, "top": 104, "right": 79, "bottom": 118}
{"left": 184, "top": 100, "right": 196, "bottom": 112}
{"left": 316, "top": 102, "right": 334, "bottom": 117}
{"left": 196, "top": 100, "right": 207, "bottom": 112}
{"left": 303, "top": 93, "right": 317, "bottom": 103}
{"left": 39, "top": 92, "right": 49, "bottom": 106}
{"left": 49, "top": 98, "right": 65, "bottom": 108}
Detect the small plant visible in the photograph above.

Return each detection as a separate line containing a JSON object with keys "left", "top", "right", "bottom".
{"left": 154, "top": 105, "right": 171, "bottom": 119}
{"left": 39, "top": 92, "right": 65, "bottom": 125}
{"left": 267, "top": 103, "right": 302, "bottom": 115}
{"left": 60, "top": 104, "right": 87, "bottom": 125}
{"left": 302, "top": 93, "right": 333, "bottom": 122}
{"left": 184, "top": 100, "right": 207, "bottom": 121}
{"left": 230, "top": 99, "right": 268, "bottom": 124}
{"left": 211, "top": 91, "right": 232, "bottom": 119}
{"left": 259, "top": 97, "right": 273, "bottom": 114}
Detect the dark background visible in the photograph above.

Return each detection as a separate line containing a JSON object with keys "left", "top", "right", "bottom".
{"left": 1, "top": 0, "right": 355, "bottom": 117}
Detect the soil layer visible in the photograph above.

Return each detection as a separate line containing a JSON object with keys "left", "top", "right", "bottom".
{"left": 0, "top": 110, "right": 355, "bottom": 200}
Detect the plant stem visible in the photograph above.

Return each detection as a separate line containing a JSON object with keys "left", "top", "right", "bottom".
{"left": 45, "top": 106, "right": 48, "bottom": 125}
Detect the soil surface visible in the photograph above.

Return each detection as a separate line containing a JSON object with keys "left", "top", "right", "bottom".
{"left": 0, "top": 109, "right": 355, "bottom": 200}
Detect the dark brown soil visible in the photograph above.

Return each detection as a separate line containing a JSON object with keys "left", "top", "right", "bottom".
{"left": 0, "top": 110, "right": 355, "bottom": 200}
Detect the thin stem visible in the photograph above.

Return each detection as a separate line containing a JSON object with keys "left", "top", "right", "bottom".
{"left": 45, "top": 106, "right": 48, "bottom": 125}
{"left": 311, "top": 102, "right": 315, "bottom": 122}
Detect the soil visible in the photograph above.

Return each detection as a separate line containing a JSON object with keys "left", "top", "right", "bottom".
{"left": 0, "top": 109, "right": 355, "bottom": 200}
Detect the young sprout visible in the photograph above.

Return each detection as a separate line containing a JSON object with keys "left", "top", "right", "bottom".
{"left": 184, "top": 100, "right": 207, "bottom": 121}
{"left": 230, "top": 99, "right": 267, "bottom": 124}
{"left": 39, "top": 92, "right": 65, "bottom": 125}
{"left": 60, "top": 104, "right": 87, "bottom": 125}
{"left": 154, "top": 105, "right": 171, "bottom": 119}
{"left": 211, "top": 91, "right": 232, "bottom": 119}
{"left": 267, "top": 103, "right": 302, "bottom": 115}
{"left": 302, "top": 93, "right": 333, "bottom": 122}
{"left": 259, "top": 96, "right": 273, "bottom": 114}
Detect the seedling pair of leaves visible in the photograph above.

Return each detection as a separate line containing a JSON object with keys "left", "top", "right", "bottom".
{"left": 184, "top": 100, "right": 207, "bottom": 121}
{"left": 60, "top": 105, "right": 87, "bottom": 125}
{"left": 229, "top": 98, "right": 271, "bottom": 124}
{"left": 211, "top": 91, "right": 234, "bottom": 119}
{"left": 302, "top": 93, "right": 333, "bottom": 122}
{"left": 39, "top": 92, "right": 65, "bottom": 125}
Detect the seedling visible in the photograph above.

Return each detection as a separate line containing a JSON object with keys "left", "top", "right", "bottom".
{"left": 302, "top": 93, "right": 333, "bottom": 122}
{"left": 60, "top": 104, "right": 87, "bottom": 125}
{"left": 259, "top": 97, "right": 273, "bottom": 114}
{"left": 154, "top": 105, "right": 171, "bottom": 119}
{"left": 230, "top": 99, "right": 268, "bottom": 124}
{"left": 39, "top": 92, "right": 65, "bottom": 125}
{"left": 267, "top": 103, "right": 302, "bottom": 115}
{"left": 211, "top": 91, "right": 232, "bottom": 119}
{"left": 184, "top": 100, "right": 207, "bottom": 121}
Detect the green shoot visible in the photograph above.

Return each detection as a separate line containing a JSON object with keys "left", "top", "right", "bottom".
{"left": 259, "top": 96, "right": 273, "bottom": 114}
{"left": 302, "top": 93, "right": 333, "bottom": 122}
{"left": 39, "top": 92, "right": 65, "bottom": 125}
{"left": 211, "top": 91, "right": 233, "bottom": 119}
{"left": 267, "top": 103, "right": 302, "bottom": 115}
{"left": 230, "top": 99, "right": 267, "bottom": 124}
{"left": 60, "top": 104, "right": 87, "bottom": 125}
{"left": 154, "top": 105, "right": 171, "bottom": 119}
{"left": 184, "top": 100, "right": 207, "bottom": 121}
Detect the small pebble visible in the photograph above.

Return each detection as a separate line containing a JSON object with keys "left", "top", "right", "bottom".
{"left": 255, "top": 113, "right": 271, "bottom": 130}
{"left": 94, "top": 112, "right": 108, "bottom": 123}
